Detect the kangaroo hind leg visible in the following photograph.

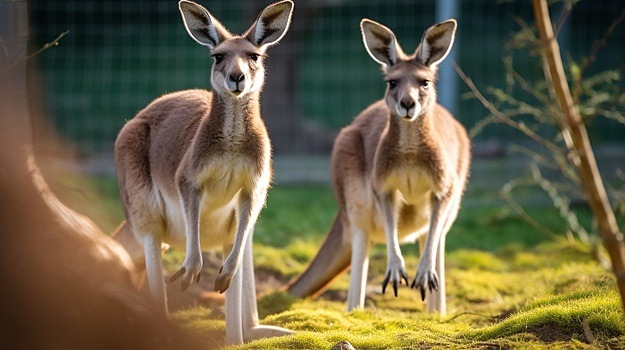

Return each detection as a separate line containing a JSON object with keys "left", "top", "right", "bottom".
{"left": 241, "top": 235, "right": 293, "bottom": 342}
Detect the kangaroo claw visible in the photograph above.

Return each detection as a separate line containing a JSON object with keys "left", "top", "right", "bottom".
{"left": 412, "top": 264, "right": 439, "bottom": 301}
{"left": 169, "top": 267, "right": 185, "bottom": 283}
{"left": 382, "top": 274, "right": 390, "bottom": 294}
{"left": 169, "top": 259, "right": 202, "bottom": 291}
{"left": 382, "top": 265, "right": 408, "bottom": 297}
{"left": 214, "top": 265, "right": 233, "bottom": 294}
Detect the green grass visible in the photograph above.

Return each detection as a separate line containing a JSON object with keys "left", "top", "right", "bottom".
{"left": 173, "top": 244, "right": 623, "bottom": 349}
{"left": 72, "top": 175, "right": 625, "bottom": 348}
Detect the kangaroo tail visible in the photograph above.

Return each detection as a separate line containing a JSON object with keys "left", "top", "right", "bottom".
{"left": 112, "top": 220, "right": 146, "bottom": 270}
{"left": 285, "top": 214, "right": 351, "bottom": 299}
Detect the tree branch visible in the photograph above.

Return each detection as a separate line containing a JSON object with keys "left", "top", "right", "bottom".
{"left": 532, "top": 0, "right": 625, "bottom": 315}
{"left": 2, "top": 30, "right": 68, "bottom": 72}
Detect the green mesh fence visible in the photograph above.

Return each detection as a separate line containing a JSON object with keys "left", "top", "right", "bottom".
{"left": 28, "top": 0, "right": 625, "bottom": 154}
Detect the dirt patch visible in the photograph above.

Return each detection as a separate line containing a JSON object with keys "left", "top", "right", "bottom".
{"left": 166, "top": 251, "right": 223, "bottom": 311}
{"left": 255, "top": 267, "right": 290, "bottom": 295}
{"left": 491, "top": 309, "right": 516, "bottom": 322}
{"left": 526, "top": 322, "right": 620, "bottom": 344}
{"left": 165, "top": 252, "right": 291, "bottom": 311}
{"left": 528, "top": 324, "right": 576, "bottom": 343}
{"left": 318, "top": 288, "right": 348, "bottom": 301}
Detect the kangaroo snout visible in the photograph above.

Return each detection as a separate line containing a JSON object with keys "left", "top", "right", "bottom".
{"left": 226, "top": 70, "right": 247, "bottom": 95}
{"left": 396, "top": 98, "right": 420, "bottom": 120}
{"left": 229, "top": 73, "right": 245, "bottom": 84}
{"left": 400, "top": 99, "right": 415, "bottom": 111}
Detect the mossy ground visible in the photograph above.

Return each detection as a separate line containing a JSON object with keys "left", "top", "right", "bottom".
{"left": 173, "top": 242, "right": 624, "bottom": 349}
{"left": 83, "top": 177, "right": 624, "bottom": 349}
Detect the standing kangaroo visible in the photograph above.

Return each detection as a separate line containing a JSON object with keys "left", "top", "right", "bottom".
{"left": 114, "top": 0, "right": 294, "bottom": 344}
{"left": 286, "top": 19, "right": 470, "bottom": 315}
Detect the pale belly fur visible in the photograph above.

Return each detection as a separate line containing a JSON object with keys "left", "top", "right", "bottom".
{"left": 158, "top": 189, "right": 239, "bottom": 251}
{"left": 348, "top": 170, "right": 433, "bottom": 244}
{"left": 157, "top": 159, "right": 262, "bottom": 251}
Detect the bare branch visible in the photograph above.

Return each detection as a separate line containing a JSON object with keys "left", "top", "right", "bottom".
{"left": 504, "top": 57, "right": 551, "bottom": 107}
{"left": 533, "top": 0, "right": 625, "bottom": 314}
{"left": 500, "top": 177, "right": 565, "bottom": 242}
{"left": 455, "top": 63, "right": 566, "bottom": 159}
{"left": 572, "top": 9, "right": 625, "bottom": 103}
{"left": 2, "top": 31, "right": 69, "bottom": 72}
{"left": 529, "top": 164, "right": 590, "bottom": 244}
{"left": 552, "top": 0, "right": 573, "bottom": 38}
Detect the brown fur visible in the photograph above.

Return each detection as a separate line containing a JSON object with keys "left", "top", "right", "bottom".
{"left": 287, "top": 19, "right": 470, "bottom": 315}
{"left": 114, "top": 1, "right": 294, "bottom": 345}
{"left": 0, "top": 75, "right": 202, "bottom": 350}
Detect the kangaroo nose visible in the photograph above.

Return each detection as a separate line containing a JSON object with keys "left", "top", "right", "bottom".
{"left": 229, "top": 73, "right": 245, "bottom": 83}
{"left": 400, "top": 99, "right": 415, "bottom": 110}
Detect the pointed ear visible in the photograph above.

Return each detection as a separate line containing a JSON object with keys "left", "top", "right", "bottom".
{"left": 245, "top": 0, "right": 294, "bottom": 51}
{"left": 360, "top": 19, "right": 404, "bottom": 68}
{"left": 415, "top": 19, "right": 457, "bottom": 68}
{"left": 179, "top": 0, "right": 231, "bottom": 49}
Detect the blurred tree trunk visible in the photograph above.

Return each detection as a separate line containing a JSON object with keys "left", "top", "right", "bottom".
{"left": 245, "top": 0, "right": 335, "bottom": 154}
{"left": 532, "top": 0, "right": 625, "bottom": 313}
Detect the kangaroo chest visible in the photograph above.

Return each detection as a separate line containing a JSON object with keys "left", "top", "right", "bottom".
{"left": 383, "top": 166, "right": 433, "bottom": 204}
{"left": 363, "top": 167, "right": 433, "bottom": 244}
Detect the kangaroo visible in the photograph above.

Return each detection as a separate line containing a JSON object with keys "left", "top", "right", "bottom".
{"left": 113, "top": 0, "right": 294, "bottom": 344}
{"left": 286, "top": 18, "right": 470, "bottom": 315}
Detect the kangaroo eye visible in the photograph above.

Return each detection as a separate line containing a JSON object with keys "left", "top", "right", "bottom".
{"left": 249, "top": 54, "right": 260, "bottom": 62}
{"left": 212, "top": 54, "right": 224, "bottom": 64}
{"left": 387, "top": 80, "right": 397, "bottom": 89}
{"left": 421, "top": 80, "right": 430, "bottom": 89}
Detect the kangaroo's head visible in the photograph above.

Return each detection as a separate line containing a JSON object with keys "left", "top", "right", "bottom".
{"left": 179, "top": 0, "right": 293, "bottom": 99}
{"left": 361, "top": 19, "right": 456, "bottom": 122}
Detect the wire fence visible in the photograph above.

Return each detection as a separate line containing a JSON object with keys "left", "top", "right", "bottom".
{"left": 27, "top": 0, "right": 625, "bottom": 155}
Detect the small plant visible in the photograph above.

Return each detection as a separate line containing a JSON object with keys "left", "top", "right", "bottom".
{"left": 458, "top": 1, "right": 625, "bottom": 261}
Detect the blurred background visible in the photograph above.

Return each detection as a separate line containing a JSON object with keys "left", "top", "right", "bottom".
{"left": 3, "top": 1, "right": 625, "bottom": 339}
{"left": 0, "top": 0, "right": 619, "bottom": 227}
{"left": 25, "top": 0, "right": 624, "bottom": 163}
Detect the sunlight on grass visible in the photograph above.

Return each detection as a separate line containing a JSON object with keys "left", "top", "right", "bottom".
{"left": 172, "top": 307, "right": 225, "bottom": 348}
{"left": 86, "top": 179, "right": 625, "bottom": 348}
{"left": 172, "top": 243, "right": 624, "bottom": 349}
{"left": 469, "top": 289, "right": 623, "bottom": 342}
{"left": 254, "top": 240, "right": 319, "bottom": 277}
{"left": 237, "top": 306, "right": 468, "bottom": 350}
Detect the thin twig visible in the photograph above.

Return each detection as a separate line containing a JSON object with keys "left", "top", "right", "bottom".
{"left": 456, "top": 63, "right": 582, "bottom": 185}
{"left": 504, "top": 58, "right": 550, "bottom": 107}
{"left": 440, "top": 311, "right": 495, "bottom": 323}
{"left": 500, "top": 177, "right": 566, "bottom": 243}
{"left": 552, "top": 0, "right": 573, "bottom": 38}
{"left": 508, "top": 144, "right": 558, "bottom": 171}
{"left": 529, "top": 164, "right": 590, "bottom": 244}
{"left": 572, "top": 9, "right": 625, "bottom": 104}
{"left": 581, "top": 317, "right": 595, "bottom": 344}
{"left": 2, "top": 31, "right": 69, "bottom": 72}
{"left": 455, "top": 63, "right": 565, "bottom": 159}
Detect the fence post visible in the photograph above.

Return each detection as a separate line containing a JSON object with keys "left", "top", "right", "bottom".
{"left": 436, "top": 0, "right": 459, "bottom": 116}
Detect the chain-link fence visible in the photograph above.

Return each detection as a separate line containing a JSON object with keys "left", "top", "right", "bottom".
{"left": 28, "top": 0, "right": 625, "bottom": 155}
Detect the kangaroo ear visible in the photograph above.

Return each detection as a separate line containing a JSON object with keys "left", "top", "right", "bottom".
{"left": 245, "top": 0, "right": 294, "bottom": 51}
{"left": 415, "top": 19, "right": 457, "bottom": 68}
{"left": 360, "top": 19, "right": 404, "bottom": 68}
{"left": 179, "top": 0, "right": 231, "bottom": 49}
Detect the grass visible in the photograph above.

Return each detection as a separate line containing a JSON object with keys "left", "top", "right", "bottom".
{"left": 229, "top": 245, "right": 623, "bottom": 349}
{"left": 63, "top": 172, "right": 625, "bottom": 349}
